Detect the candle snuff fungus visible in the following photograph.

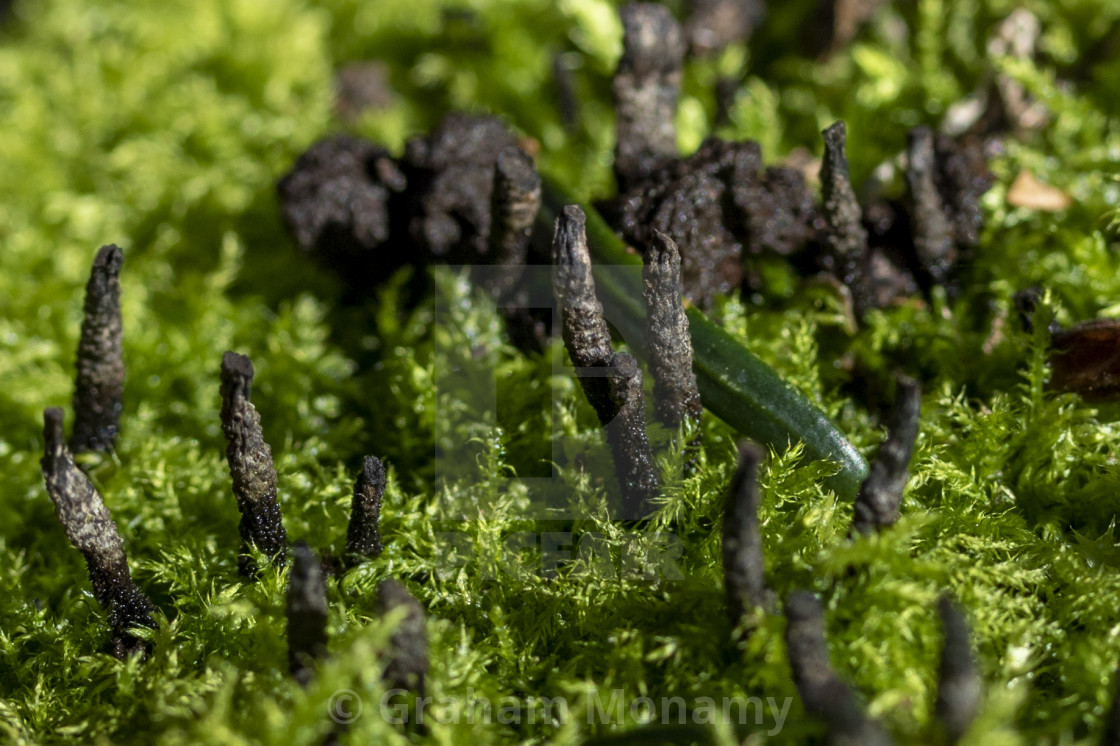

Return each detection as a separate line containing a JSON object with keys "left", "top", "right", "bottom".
{"left": 10, "top": 0, "right": 1120, "bottom": 743}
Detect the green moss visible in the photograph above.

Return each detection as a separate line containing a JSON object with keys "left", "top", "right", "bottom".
{"left": 3, "top": 0, "right": 1120, "bottom": 743}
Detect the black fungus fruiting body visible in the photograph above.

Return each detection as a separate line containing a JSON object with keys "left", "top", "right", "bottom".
{"left": 819, "top": 122, "right": 872, "bottom": 312}
{"left": 905, "top": 129, "right": 992, "bottom": 293}
{"left": 287, "top": 542, "right": 329, "bottom": 687}
{"left": 41, "top": 407, "right": 156, "bottom": 658}
{"left": 280, "top": 114, "right": 534, "bottom": 281}
{"left": 400, "top": 113, "right": 524, "bottom": 263}
{"left": 612, "top": 3, "right": 685, "bottom": 193}
{"left": 723, "top": 442, "right": 771, "bottom": 626}
{"left": 935, "top": 595, "right": 980, "bottom": 744}
{"left": 603, "top": 115, "right": 989, "bottom": 315}
{"left": 377, "top": 580, "right": 428, "bottom": 698}
{"left": 552, "top": 206, "right": 660, "bottom": 515}
{"left": 346, "top": 455, "right": 386, "bottom": 564}
{"left": 929, "top": 132, "right": 992, "bottom": 253}
{"left": 611, "top": 139, "right": 748, "bottom": 306}
{"left": 732, "top": 161, "right": 819, "bottom": 259}
{"left": 851, "top": 376, "right": 921, "bottom": 536}
{"left": 684, "top": 0, "right": 765, "bottom": 56}
{"left": 906, "top": 127, "right": 956, "bottom": 289}
{"left": 71, "top": 245, "right": 125, "bottom": 454}
{"left": 605, "top": 352, "right": 660, "bottom": 517}
{"left": 219, "top": 351, "right": 288, "bottom": 577}
{"left": 785, "top": 592, "right": 895, "bottom": 746}
{"left": 483, "top": 146, "right": 542, "bottom": 297}
{"left": 642, "top": 231, "right": 702, "bottom": 431}
{"left": 277, "top": 135, "right": 408, "bottom": 284}
{"left": 552, "top": 205, "right": 617, "bottom": 424}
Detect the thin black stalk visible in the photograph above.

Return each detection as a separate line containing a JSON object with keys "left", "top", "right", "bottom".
{"left": 287, "top": 542, "right": 329, "bottom": 687}
{"left": 41, "top": 407, "right": 156, "bottom": 658}
{"left": 377, "top": 580, "right": 428, "bottom": 700}
{"left": 819, "top": 122, "right": 871, "bottom": 313}
{"left": 723, "top": 442, "right": 771, "bottom": 628}
{"left": 346, "top": 455, "right": 386, "bottom": 565}
{"left": 606, "top": 351, "right": 660, "bottom": 517}
{"left": 851, "top": 376, "right": 921, "bottom": 536}
{"left": 785, "top": 591, "right": 895, "bottom": 746}
{"left": 906, "top": 126, "right": 956, "bottom": 287}
{"left": 612, "top": 3, "right": 684, "bottom": 192}
{"left": 552, "top": 204, "right": 616, "bottom": 424}
{"left": 488, "top": 147, "right": 541, "bottom": 268}
{"left": 935, "top": 595, "right": 980, "bottom": 744}
{"left": 483, "top": 146, "right": 541, "bottom": 298}
{"left": 642, "top": 230, "right": 702, "bottom": 433}
{"left": 219, "top": 351, "right": 288, "bottom": 577}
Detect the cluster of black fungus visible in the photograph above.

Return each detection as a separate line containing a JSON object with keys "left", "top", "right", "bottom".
{"left": 278, "top": 2, "right": 992, "bottom": 333}
{"left": 278, "top": 112, "right": 556, "bottom": 353}
{"left": 603, "top": 4, "right": 993, "bottom": 316}
{"left": 607, "top": 135, "right": 818, "bottom": 307}
{"left": 712, "top": 366, "right": 978, "bottom": 743}
{"left": 549, "top": 197, "right": 708, "bottom": 517}
{"left": 39, "top": 248, "right": 429, "bottom": 702}
{"left": 278, "top": 113, "right": 540, "bottom": 291}
{"left": 399, "top": 113, "right": 524, "bottom": 264}
{"left": 38, "top": 247, "right": 153, "bottom": 660}
{"left": 723, "top": 427, "right": 979, "bottom": 744}
{"left": 277, "top": 135, "right": 407, "bottom": 285}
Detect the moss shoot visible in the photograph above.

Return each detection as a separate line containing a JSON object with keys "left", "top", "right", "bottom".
{"left": 3, "top": 0, "right": 1120, "bottom": 744}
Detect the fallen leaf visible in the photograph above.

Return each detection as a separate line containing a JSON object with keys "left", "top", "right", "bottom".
{"left": 1049, "top": 319, "right": 1120, "bottom": 401}
{"left": 1007, "top": 171, "right": 1071, "bottom": 211}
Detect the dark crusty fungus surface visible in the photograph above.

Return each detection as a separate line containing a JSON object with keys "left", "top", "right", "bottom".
{"left": 42, "top": 408, "right": 157, "bottom": 659}
{"left": 346, "top": 455, "right": 387, "bottom": 564}
{"left": 642, "top": 230, "right": 702, "bottom": 432}
{"left": 71, "top": 245, "right": 126, "bottom": 454}
{"left": 219, "top": 351, "right": 289, "bottom": 578}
